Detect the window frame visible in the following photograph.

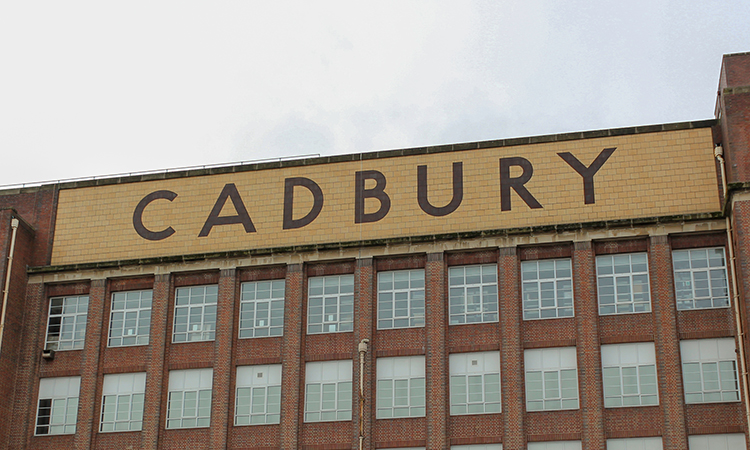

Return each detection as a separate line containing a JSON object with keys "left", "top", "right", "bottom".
{"left": 606, "top": 437, "right": 663, "bottom": 450}
{"left": 680, "top": 338, "right": 740, "bottom": 404}
{"left": 108, "top": 290, "right": 152, "bottom": 348}
{"left": 376, "top": 355, "right": 426, "bottom": 419}
{"left": 307, "top": 274, "right": 354, "bottom": 334}
{"left": 377, "top": 269, "right": 425, "bottom": 330}
{"left": 172, "top": 285, "right": 218, "bottom": 343}
{"left": 304, "top": 360, "right": 353, "bottom": 422}
{"left": 521, "top": 258, "right": 574, "bottom": 320}
{"left": 99, "top": 372, "right": 146, "bottom": 432}
{"left": 45, "top": 295, "right": 89, "bottom": 351}
{"left": 35, "top": 376, "right": 81, "bottom": 436}
{"left": 527, "top": 442, "right": 582, "bottom": 450}
{"left": 687, "top": 433, "right": 747, "bottom": 450}
{"left": 235, "top": 364, "right": 282, "bottom": 426}
{"left": 166, "top": 368, "right": 214, "bottom": 429}
{"left": 600, "top": 343, "right": 659, "bottom": 408}
{"left": 238, "top": 280, "right": 285, "bottom": 339}
{"left": 524, "top": 347, "right": 579, "bottom": 412}
{"left": 449, "top": 351, "right": 501, "bottom": 415}
{"left": 596, "top": 252, "right": 651, "bottom": 316}
{"left": 672, "top": 247, "right": 730, "bottom": 311}
{"left": 448, "top": 264, "right": 499, "bottom": 325}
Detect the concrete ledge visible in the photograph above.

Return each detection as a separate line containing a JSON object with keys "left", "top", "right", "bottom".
{"left": 28, "top": 211, "right": 724, "bottom": 274}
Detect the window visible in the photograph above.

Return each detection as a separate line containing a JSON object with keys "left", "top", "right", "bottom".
{"left": 448, "top": 264, "right": 498, "bottom": 325}
{"left": 35, "top": 376, "right": 80, "bottom": 435}
{"left": 376, "top": 448, "right": 425, "bottom": 450}
{"left": 680, "top": 338, "right": 739, "bottom": 404}
{"left": 596, "top": 253, "right": 650, "bottom": 315}
{"left": 304, "top": 360, "right": 352, "bottom": 422}
{"left": 172, "top": 285, "right": 217, "bottom": 343}
{"left": 235, "top": 364, "right": 281, "bottom": 425}
{"left": 522, "top": 259, "right": 573, "bottom": 320}
{"left": 377, "top": 269, "right": 425, "bottom": 329}
{"left": 108, "top": 290, "right": 151, "bottom": 347}
{"left": 166, "top": 368, "right": 213, "bottom": 429}
{"left": 449, "top": 351, "right": 501, "bottom": 415}
{"left": 673, "top": 247, "right": 729, "bottom": 310}
{"left": 601, "top": 343, "right": 658, "bottom": 408}
{"left": 607, "top": 437, "right": 663, "bottom": 449}
{"left": 688, "top": 433, "right": 746, "bottom": 450}
{"left": 100, "top": 372, "right": 146, "bottom": 432}
{"left": 452, "top": 446, "right": 502, "bottom": 450}
{"left": 307, "top": 275, "right": 354, "bottom": 334}
{"left": 45, "top": 295, "right": 88, "bottom": 351}
{"left": 525, "top": 347, "right": 579, "bottom": 411}
{"left": 376, "top": 355, "right": 425, "bottom": 418}
{"left": 528, "top": 442, "right": 582, "bottom": 450}
{"left": 239, "top": 280, "right": 284, "bottom": 338}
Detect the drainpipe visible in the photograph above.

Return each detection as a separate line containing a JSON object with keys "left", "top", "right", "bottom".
{"left": 0, "top": 217, "right": 20, "bottom": 354}
{"left": 715, "top": 145, "right": 750, "bottom": 433}
{"left": 358, "top": 339, "right": 369, "bottom": 450}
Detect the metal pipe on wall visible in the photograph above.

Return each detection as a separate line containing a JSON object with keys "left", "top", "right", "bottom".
{"left": 0, "top": 217, "right": 20, "bottom": 354}
{"left": 715, "top": 145, "right": 750, "bottom": 435}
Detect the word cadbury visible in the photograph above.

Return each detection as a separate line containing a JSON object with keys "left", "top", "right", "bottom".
{"left": 132, "top": 148, "right": 616, "bottom": 241}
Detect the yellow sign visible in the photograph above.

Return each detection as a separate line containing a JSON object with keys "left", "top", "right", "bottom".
{"left": 50, "top": 128, "right": 721, "bottom": 265}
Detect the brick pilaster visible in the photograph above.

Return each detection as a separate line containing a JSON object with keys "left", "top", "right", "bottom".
{"left": 650, "top": 235, "right": 688, "bottom": 449}
{"left": 9, "top": 282, "right": 46, "bottom": 448}
{"left": 425, "top": 252, "right": 447, "bottom": 449}
{"left": 74, "top": 278, "right": 106, "bottom": 449}
{"left": 210, "top": 268, "right": 237, "bottom": 448}
{"left": 499, "top": 246, "right": 524, "bottom": 450}
{"left": 280, "top": 263, "right": 304, "bottom": 449}
{"left": 353, "top": 257, "right": 374, "bottom": 450}
{"left": 141, "top": 273, "right": 171, "bottom": 450}
{"left": 573, "top": 241, "right": 605, "bottom": 449}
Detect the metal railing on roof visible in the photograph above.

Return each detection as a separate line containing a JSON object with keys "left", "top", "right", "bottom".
{"left": 0, "top": 153, "right": 321, "bottom": 190}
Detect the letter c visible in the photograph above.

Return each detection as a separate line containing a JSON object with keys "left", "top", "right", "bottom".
{"left": 133, "top": 190, "right": 177, "bottom": 241}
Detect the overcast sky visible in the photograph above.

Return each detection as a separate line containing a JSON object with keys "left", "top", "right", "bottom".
{"left": 1, "top": 1, "right": 749, "bottom": 187}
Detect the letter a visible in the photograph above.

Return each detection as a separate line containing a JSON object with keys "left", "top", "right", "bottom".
{"left": 198, "top": 183, "right": 256, "bottom": 237}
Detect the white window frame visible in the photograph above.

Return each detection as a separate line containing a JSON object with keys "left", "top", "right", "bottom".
{"left": 449, "top": 351, "right": 501, "bottom": 415}
{"left": 448, "top": 264, "right": 499, "bottom": 325}
{"left": 673, "top": 247, "right": 730, "bottom": 310}
{"left": 307, "top": 275, "right": 354, "bottom": 334}
{"left": 521, "top": 258, "right": 574, "bottom": 320}
{"left": 235, "top": 364, "right": 281, "bottom": 426}
{"left": 596, "top": 253, "right": 651, "bottom": 315}
{"left": 528, "top": 442, "right": 582, "bottom": 450}
{"left": 607, "top": 437, "right": 663, "bottom": 449}
{"left": 376, "top": 355, "right": 426, "bottom": 419}
{"left": 304, "top": 360, "right": 353, "bottom": 422}
{"left": 239, "top": 280, "right": 285, "bottom": 338}
{"left": 45, "top": 295, "right": 88, "bottom": 351}
{"left": 166, "top": 368, "right": 213, "bottom": 429}
{"left": 688, "top": 433, "right": 747, "bottom": 450}
{"left": 100, "top": 372, "right": 146, "bottom": 432}
{"left": 680, "top": 338, "right": 740, "bottom": 404}
{"left": 525, "top": 347, "right": 579, "bottom": 411}
{"left": 108, "top": 290, "right": 152, "bottom": 347}
{"left": 452, "top": 445, "right": 503, "bottom": 450}
{"left": 172, "top": 285, "right": 218, "bottom": 343}
{"left": 377, "top": 269, "right": 425, "bottom": 329}
{"left": 376, "top": 448, "right": 426, "bottom": 450}
{"left": 35, "top": 376, "right": 80, "bottom": 435}
{"left": 601, "top": 343, "right": 659, "bottom": 408}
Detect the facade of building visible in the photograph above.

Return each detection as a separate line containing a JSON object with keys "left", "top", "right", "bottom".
{"left": 0, "top": 52, "right": 749, "bottom": 450}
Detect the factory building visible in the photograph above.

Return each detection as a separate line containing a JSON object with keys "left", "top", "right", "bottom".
{"left": 1, "top": 52, "right": 750, "bottom": 449}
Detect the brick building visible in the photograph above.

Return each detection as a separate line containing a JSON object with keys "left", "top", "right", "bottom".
{"left": 0, "top": 52, "right": 749, "bottom": 450}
